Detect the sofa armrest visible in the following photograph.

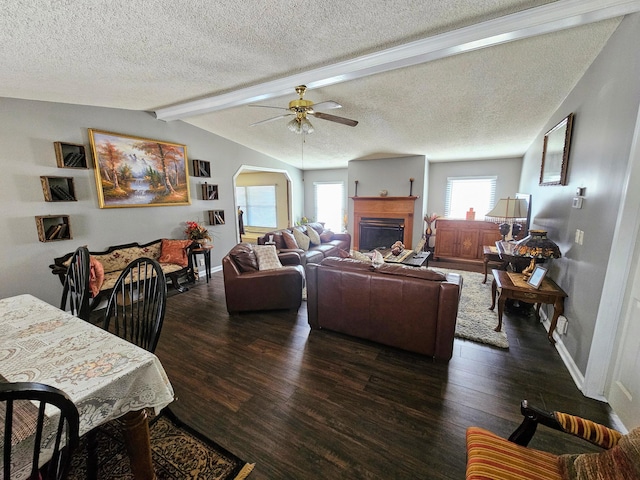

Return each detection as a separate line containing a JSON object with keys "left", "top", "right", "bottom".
{"left": 331, "top": 232, "right": 351, "bottom": 242}
{"left": 305, "top": 263, "right": 319, "bottom": 328}
{"left": 433, "top": 280, "right": 462, "bottom": 361}
{"left": 278, "top": 251, "right": 302, "bottom": 266}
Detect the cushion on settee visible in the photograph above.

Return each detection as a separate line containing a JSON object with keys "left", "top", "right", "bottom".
{"left": 254, "top": 245, "right": 283, "bottom": 270}
{"left": 292, "top": 228, "right": 310, "bottom": 251}
{"left": 159, "top": 239, "right": 192, "bottom": 267}
{"left": 89, "top": 256, "right": 105, "bottom": 297}
{"left": 229, "top": 243, "right": 259, "bottom": 272}
{"left": 306, "top": 226, "right": 321, "bottom": 246}
{"left": 282, "top": 230, "right": 299, "bottom": 249}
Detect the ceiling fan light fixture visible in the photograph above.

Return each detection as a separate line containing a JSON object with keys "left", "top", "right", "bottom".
{"left": 287, "top": 117, "right": 314, "bottom": 134}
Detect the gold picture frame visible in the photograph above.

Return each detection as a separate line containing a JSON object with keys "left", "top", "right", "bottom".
{"left": 89, "top": 129, "right": 191, "bottom": 208}
{"left": 540, "top": 113, "right": 574, "bottom": 186}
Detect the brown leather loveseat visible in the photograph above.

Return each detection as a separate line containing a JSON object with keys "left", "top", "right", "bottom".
{"left": 222, "top": 243, "right": 305, "bottom": 314}
{"left": 306, "top": 257, "right": 463, "bottom": 361}
{"left": 256, "top": 222, "right": 351, "bottom": 266}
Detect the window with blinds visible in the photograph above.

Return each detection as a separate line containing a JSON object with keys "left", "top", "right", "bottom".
{"left": 314, "top": 181, "right": 344, "bottom": 232}
{"left": 445, "top": 176, "right": 497, "bottom": 219}
{"left": 235, "top": 185, "right": 277, "bottom": 228}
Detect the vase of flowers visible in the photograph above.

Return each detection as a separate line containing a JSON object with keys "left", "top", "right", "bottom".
{"left": 184, "top": 220, "right": 211, "bottom": 248}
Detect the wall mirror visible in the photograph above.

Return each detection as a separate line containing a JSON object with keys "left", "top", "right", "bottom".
{"left": 539, "top": 113, "right": 574, "bottom": 186}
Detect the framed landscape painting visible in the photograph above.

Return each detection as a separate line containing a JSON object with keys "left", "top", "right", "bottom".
{"left": 89, "top": 129, "right": 191, "bottom": 208}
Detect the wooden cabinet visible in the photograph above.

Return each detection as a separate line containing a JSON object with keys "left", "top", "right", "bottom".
{"left": 434, "top": 220, "right": 502, "bottom": 261}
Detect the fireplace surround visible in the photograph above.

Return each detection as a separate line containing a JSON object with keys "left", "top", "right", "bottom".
{"left": 351, "top": 196, "right": 419, "bottom": 250}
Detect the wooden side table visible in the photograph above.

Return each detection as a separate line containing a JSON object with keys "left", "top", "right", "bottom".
{"left": 191, "top": 245, "right": 213, "bottom": 283}
{"left": 489, "top": 269, "right": 567, "bottom": 344}
{"left": 482, "top": 245, "right": 507, "bottom": 283}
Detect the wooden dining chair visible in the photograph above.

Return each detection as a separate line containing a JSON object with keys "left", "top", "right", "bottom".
{"left": 59, "top": 246, "right": 91, "bottom": 322}
{"left": 103, "top": 257, "right": 167, "bottom": 353}
{"left": 1, "top": 382, "right": 80, "bottom": 480}
{"left": 86, "top": 258, "right": 168, "bottom": 478}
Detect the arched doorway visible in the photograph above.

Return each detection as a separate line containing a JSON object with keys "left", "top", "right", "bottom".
{"left": 233, "top": 165, "right": 292, "bottom": 243}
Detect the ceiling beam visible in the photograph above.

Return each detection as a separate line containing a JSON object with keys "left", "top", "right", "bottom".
{"left": 155, "top": 0, "right": 640, "bottom": 121}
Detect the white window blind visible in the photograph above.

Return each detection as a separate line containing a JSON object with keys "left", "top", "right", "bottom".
{"left": 445, "top": 176, "right": 497, "bottom": 219}
{"left": 314, "top": 182, "right": 344, "bottom": 232}
{"left": 235, "top": 185, "right": 277, "bottom": 228}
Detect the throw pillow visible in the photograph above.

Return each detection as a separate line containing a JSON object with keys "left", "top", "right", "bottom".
{"left": 282, "top": 230, "right": 299, "bottom": 249}
{"left": 228, "top": 243, "right": 259, "bottom": 272}
{"left": 319, "top": 230, "right": 334, "bottom": 243}
{"left": 292, "top": 228, "right": 310, "bottom": 251}
{"left": 558, "top": 427, "right": 640, "bottom": 480}
{"left": 306, "top": 226, "right": 321, "bottom": 246}
{"left": 159, "top": 239, "right": 192, "bottom": 267}
{"left": 306, "top": 222, "right": 325, "bottom": 235}
{"left": 88, "top": 256, "right": 105, "bottom": 297}
{"left": 253, "top": 245, "right": 283, "bottom": 271}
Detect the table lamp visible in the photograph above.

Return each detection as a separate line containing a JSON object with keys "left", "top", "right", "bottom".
{"left": 514, "top": 230, "right": 562, "bottom": 278}
{"left": 485, "top": 197, "right": 529, "bottom": 241}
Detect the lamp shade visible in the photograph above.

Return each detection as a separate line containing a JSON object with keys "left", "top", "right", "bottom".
{"left": 514, "top": 230, "right": 561, "bottom": 259}
{"left": 485, "top": 197, "right": 529, "bottom": 224}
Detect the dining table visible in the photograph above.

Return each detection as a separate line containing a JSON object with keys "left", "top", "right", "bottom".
{"left": 0, "top": 293, "right": 175, "bottom": 480}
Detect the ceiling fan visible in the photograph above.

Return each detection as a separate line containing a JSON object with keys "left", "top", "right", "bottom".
{"left": 249, "top": 85, "right": 358, "bottom": 134}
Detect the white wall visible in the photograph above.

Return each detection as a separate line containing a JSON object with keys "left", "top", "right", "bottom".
{"left": 0, "top": 97, "right": 302, "bottom": 307}
{"left": 518, "top": 13, "right": 640, "bottom": 374}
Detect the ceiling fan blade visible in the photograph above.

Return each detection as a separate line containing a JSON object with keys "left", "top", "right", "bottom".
{"left": 250, "top": 113, "right": 294, "bottom": 127}
{"left": 311, "top": 100, "right": 342, "bottom": 111}
{"left": 312, "top": 111, "right": 358, "bottom": 127}
{"left": 248, "top": 104, "right": 291, "bottom": 111}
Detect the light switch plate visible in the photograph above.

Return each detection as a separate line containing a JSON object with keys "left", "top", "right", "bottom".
{"left": 572, "top": 197, "right": 583, "bottom": 208}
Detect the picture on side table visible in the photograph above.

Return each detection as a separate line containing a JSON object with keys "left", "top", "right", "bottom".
{"left": 527, "top": 265, "right": 548, "bottom": 289}
{"left": 89, "top": 129, "right": 191, "bottom": 208}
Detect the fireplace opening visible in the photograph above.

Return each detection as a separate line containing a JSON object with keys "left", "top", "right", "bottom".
{"left": 359, "top": 217, "right": 404, "bottom": 251}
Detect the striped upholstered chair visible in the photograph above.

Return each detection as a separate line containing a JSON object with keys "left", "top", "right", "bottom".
{"left": 465, "top": 400, "right": 637, "bottom": 479}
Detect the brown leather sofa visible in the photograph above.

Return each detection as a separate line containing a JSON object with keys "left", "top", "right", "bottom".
{"left": 256, "top": 222, "right": 351, "bottom": 265}
{"left": 222, "top": 243, "right": 305, "bottom": 314}
{"left": 306, "top": 257, "right": 463, "bottom": 361}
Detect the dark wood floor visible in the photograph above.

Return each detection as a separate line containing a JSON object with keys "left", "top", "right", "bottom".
{"left": 155, "top": 262, "right": 617, "bottom": 480}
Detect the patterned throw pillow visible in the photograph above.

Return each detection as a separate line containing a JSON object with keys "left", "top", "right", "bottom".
{"left": 558, "top": 427, "right": 640, "bottom": 480}
{"left": 253, "top": 245, "right": 283, "bottom": 270}
{"left": 282, "top": 230, "right": 299, "bottom": 249}
{"left": 159, "top": 239, "right": 192, "bottom": 267}
{"left": 306, "top": 226, "right": 321, "bottom": 246}
{"left": 292, "top": 228, "right": 310, "bottom": 251}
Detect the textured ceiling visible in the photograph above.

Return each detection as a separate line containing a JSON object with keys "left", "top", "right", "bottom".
{"left": 0, "top": 1, "right": 630, "bottom": 169}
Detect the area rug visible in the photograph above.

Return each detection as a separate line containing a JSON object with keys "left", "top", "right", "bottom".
{"left": 67, "top": 409, "right": 254, "bottom": 479}
{"left": 432, "top": 268, "right": 509, "bottom": 349}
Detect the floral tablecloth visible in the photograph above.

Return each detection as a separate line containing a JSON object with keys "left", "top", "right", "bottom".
{"left": 0, "top": 294, "right": 174, "bottom": 477}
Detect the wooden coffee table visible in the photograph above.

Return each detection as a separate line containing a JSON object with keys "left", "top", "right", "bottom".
{"left": 489, "top": 269, "right": 568, "bottom": 344}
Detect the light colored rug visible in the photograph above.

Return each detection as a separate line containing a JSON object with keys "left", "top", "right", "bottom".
{"left": 433, "top": 268, "right": 509, "bottom": 349}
